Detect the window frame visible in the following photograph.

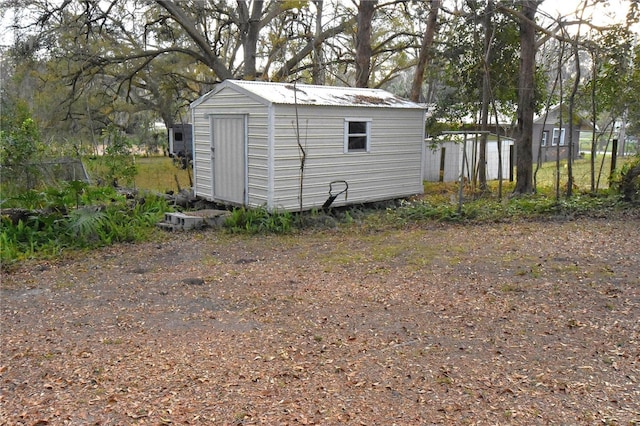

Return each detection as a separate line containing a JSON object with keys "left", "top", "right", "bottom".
{"left": 541, "top": 130, "right": 549, "bottom": 147}
{"left": 551, "top": 128, "right": 566, "bottom": 146}
{"left": 344, "top": 118, "right": 372, "bottom": 153}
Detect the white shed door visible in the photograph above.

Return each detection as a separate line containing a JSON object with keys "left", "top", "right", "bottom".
{"left": 210, "top": 115, "right": 247, "bottom": 205}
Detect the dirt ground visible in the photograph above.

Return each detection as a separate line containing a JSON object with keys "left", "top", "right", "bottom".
{"left": 1, "top": 216, "right": 639, "bottom": 425}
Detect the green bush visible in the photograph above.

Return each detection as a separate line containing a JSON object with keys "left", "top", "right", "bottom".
{"left": 390, "top": 189, "right": 623, "bottom": 226}
{"left": 0, "top": 99, "right": 45, "bottom": 192}
{"left": 99, "top": 124, "right": 138, "bottom": 187}
{"left": 1, "top": 185, "right": 169, "bottom": 268}
{"left": 224, "top": 206, "right": 294, "bottom": 234}
{"left": 610, "top": 155, "right": 640, "bottom": 202}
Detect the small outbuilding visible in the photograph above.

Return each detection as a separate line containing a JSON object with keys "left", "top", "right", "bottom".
{"left": 190, "top": 80, "right": 426, "bottom": 212}
{"left": 168, "top": 124, "right": 193, "bottom": 159}
{"left": 424, "top": 134, "right": 514, "bottom": 183}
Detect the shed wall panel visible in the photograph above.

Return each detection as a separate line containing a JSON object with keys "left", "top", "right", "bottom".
{"left": 268, "top": 105, "right": 424, "bottom": 211}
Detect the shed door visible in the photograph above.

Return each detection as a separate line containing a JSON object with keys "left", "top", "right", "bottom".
{"left": 210, "top": 115, "right": 247, "bottom": 205}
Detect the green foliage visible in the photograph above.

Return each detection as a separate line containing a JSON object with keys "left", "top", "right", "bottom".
{"left": 1, "top": 186, "right": 169, "bottom": 268}
{"left": 2, "top": 181, "right": 117, "bottom": 210}
{"left": 66, "top": 207, "right": 107, "bottom": 245}
{"left": 427, "top": 1, "right": 523, "bottom": 131}
{"left": 389, "top": 190, "right": 626, "bottom": 227}
{"left": 591, "top": 25, "right": 635, "bottom": 118}
{"left": 5, "top": 189, "right": 47, "bottom": 210}
{"left": 0, "top": 97, "right": 45, "bottom": 191}
{"left": 100, "top": 124, "right": 138, "bottom": 187}
{"left": 0, "top": 98, "right": 43, "bottom": 166}
{"left": 610, "top": 155, "right": 640, "bottom": 201}
{"left": 392, "top": 199, "right": 462, "bottom": 223}
{"left": 223, "top": 206, "right": 294, "bottom": 234}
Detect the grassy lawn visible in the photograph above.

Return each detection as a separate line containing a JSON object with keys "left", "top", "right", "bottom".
{"left": 533, "top": 154, "right": 624, "bottom": 191}
{"left": 133, "top": 156, "right": 192, "bottom": 193}
{"left": 82, "top": 153, "right": 632, "bottom": 197}
{"left": 84, "top": 155, "right": 192, "bottom": 193}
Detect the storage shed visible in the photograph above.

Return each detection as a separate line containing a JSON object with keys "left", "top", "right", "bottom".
{"left": 168, "top": 124, "right": 193, "bottom": 159}
{"left": 190, "top": 80, "right": 426, "bottom": 212}
{"left": 424, "top": 135, "right": 514, "bottom": 182}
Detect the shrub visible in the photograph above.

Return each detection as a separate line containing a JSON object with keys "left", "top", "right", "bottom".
{"left": 224, "top": 206, "right": 294, "bottom": 234}
{"left": 611, "top": 155, "right": 640, "bottom": 202}
{"left": 1, "top": 186, "right": 169, "bottom": 268}
{"left": 100, "top": 124, "right": 138, "bottom": 187}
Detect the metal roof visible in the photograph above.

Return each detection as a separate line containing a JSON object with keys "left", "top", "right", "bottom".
{"left": 194, "top": 80, "right": 424, "bottom": 109}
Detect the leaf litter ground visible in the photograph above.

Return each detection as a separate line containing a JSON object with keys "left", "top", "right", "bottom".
{"left": 1, "top": 217, "right": 639, "bottom": 425}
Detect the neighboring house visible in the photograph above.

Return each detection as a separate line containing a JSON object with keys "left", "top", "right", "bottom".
{"left": 533, "top": 105, "right": 594, "bottom": 163}
{"left": 424, "top": 135, "right": 514, "bottom": 182}
{"left": 190, "top": 80, "right": 426, "bottom": 212}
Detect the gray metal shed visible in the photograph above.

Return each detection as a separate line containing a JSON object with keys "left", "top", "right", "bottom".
{"left": 190, "top": 80, "right": 426, "bottom": 212}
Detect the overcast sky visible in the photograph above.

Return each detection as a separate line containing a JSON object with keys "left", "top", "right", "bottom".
{"left": 540, "top": 0, "right": 636, "bottom": 26}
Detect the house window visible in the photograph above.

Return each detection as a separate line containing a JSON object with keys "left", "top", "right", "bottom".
{"left": 541, "top": 131, "right": 549, "bottom": 147}
{"left": 344, "top": 119, "right": 371, "bottom": 153}
{"left": 552, "top": 128, "right": 565, "bottom": 146}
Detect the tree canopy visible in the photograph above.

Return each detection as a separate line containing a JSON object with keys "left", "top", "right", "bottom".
{"left": 1, "top": 0, "right": 639, "bottom": 195}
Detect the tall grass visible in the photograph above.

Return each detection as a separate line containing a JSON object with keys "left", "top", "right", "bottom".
{"left": 224, "top": 206, "right": 295, "bottom": 234}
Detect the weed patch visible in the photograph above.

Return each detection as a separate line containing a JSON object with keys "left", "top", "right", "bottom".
{"left": 1, "top": 182, "right": 170, "bottom": 268}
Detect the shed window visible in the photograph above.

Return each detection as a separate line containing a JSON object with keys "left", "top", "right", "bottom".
{"left": 552, "top": 128, "right": 565, "bottom": 146}
{"left": 344, "top": 119, "right": 371, "bottom": 153}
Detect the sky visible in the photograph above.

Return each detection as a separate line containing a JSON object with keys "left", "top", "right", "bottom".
{"left": 540, "top": 0, "right": 637, "bottom": 28}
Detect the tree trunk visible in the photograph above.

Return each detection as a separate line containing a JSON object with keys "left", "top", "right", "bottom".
{"left": 611, "top": 138, "right": 618, "bottom": 181}
{"left": 478, "top": 0, "right": 494, "bottom": 192}
{"left": 355, "top": 0, "right": 376, "bottom": 88}
{"left": 238, "top": 0, "right": 263, "bottom": 80}
{"left": 513, "top": 0, "right": 538, "bottom": 195}
{"left": 556, "top": 66, "right": 563, "bottom": 201}
{"left": 590, "top": 51, "right": 597, "bottom": 192}
{"left": 410, "top": 0, "right": 440, "bottom": 102}
{"left": 567, "top": 41, "right": 580, "bottom": 198}
{"left": 312, "top": 0, "right": 325, "bottom": 85}
{"left": 566, "top": 1, "right": 588, "bottom": 198}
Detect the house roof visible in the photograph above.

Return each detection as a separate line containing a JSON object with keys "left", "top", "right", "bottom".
{"left": 192, "top": 79, "right": 425, "bottom": 110}
{"left": 533, "top": 104, "right": 595, "bottom": 130}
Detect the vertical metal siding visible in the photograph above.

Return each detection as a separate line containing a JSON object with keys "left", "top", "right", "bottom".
{"left": 270, "top": 104, "right": 424, "bottom": 211}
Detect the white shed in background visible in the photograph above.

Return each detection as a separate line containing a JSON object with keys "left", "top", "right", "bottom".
{"left": 424, "top": 135, "right": 513, "bottom": 182}
{"left": 190, "top": 80, "right": 426, "bottom": 212}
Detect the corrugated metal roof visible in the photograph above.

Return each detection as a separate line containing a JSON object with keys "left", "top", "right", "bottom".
{"left": 198, "top": 80, "right": 424, "bottom": 109}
